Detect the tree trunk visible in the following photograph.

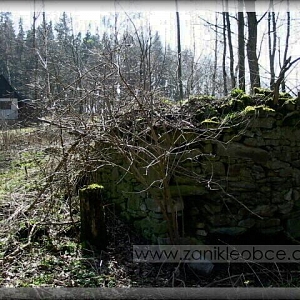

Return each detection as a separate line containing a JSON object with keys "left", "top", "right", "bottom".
{"left": 176, "top": 0, "right": 184, "bottom": 101}
{"left": 281, "top": 8, "right": 290, "bottom": 92}
{"left": 246, "top": 11, "right": 261, "bottom": 92}
{"left": 79, "top": 184, "right": 107, "bottom": 251}
{"left": 225, "top": 4, "right": 235, "bottom": 89}
{"left": 32, "top": 8, "right": 38, "bottom": 100}
{"left": 238, "top": 2, "right": 245, "bottom": 91}
{"left": 42, "top": 12, "right": 51, "bottom": 105}
{"left": 212, "top": 13, "right": 218, "bottom": 97}
{"left": 268, "top": 1, "right": 276, "bottom": 90}
{"left": 222, "top": 12, "right": 228, "bottom": 95}
{"left": 273, "top": 56, "right": 300, "bottom": 105}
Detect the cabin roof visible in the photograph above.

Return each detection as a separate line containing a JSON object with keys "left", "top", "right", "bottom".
{"left": 0, "top": 75, "right": 22, "bottom": 100}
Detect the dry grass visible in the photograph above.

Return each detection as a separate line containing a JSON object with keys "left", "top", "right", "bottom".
{"left": 1, "top": 122, "right": 300, "bottom": 288}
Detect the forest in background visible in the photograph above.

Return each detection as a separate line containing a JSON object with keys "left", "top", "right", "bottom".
{"left": 0, "top": 0, "right": 299, "bottom": 116}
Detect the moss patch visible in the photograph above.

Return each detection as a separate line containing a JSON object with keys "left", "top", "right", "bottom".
{"left": 80, "top": 183, "right": 104, "bottom": 191}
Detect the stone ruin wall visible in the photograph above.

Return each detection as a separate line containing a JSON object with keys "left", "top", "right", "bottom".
{"left": 93, "top": 98, "right": 300, "bottom": 244}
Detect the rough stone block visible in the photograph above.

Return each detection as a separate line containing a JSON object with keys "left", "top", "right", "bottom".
{"left": 279, "top": 168, "right": 294, "bottom": 177}
{"left": 250, "top": 117, "right": 276, "bottom": 129}
{"left": 127, "top": 198, "right": 143, "bottom": 211}
{"left": 255, "top": 218, "right": 281, "bottom": 229}
{"left": 149, "top": 211, "right": 164, "bottom": 220}
{"left": 127, "top": 209, "right": 148, "bottom": 218}
{"left": 292, "top": 160, "right": 300, "bottom": 168}
{"left": 286, "top": 211, "right": 300, "bottom": 239}
{"left": 228, "top": 181, "right": 256, "bottom": 191}
{"left": 284, "top": 189, "right": 293, "bottom": 201}
{"left": 282, "top": 111, "right": 300, "bottom": 126}
{"left": 134, "top": 217, "right": 168, "bottom": 240}
{"left": 259, "top": 226, "right": 284, "bottom": 235}
{"left": 267, "top": 159, "right": 290, "bottom": 170}
{"left": 111, "top": 167, "right": 119, "bottom": 181}
{"left": 202, "top": 161, "right": 226, "bottom": 176}
{"left": 227, "top": 164, "right": 243, "bottom": 176}
{"left": 196, "top": 222, "right": 206, "bottom": 229}
{"left": 293, "top": 169, "right": 300, "bottom": 185}
{"left": 145, "top": 198, "right": 161, "bottom": 212}
{"left": 223, "top": 133, "right": 242, "bottom": 143}
{"left": 293, "top": 190, "right": 300, "bottom": 202}
{"left": 251, "top": 165, "right": 265, "bottom": 180}
{"left": 202, "top": 142, "right": 213, "bottom": 154}
{"left": 204, "top": 204, "right": 222, "bottom": 214}
{"left": 207, "top": 214, "right": 232, "bottom": 226}
{"left": 216, "top": 142, "right": 269, "bottom": 164}
{"left": 209, "top": 226, "right": 247, "bottom": 236}
{"left": 263, "top": 129, "right": 281, "bottom": 139}
{"left": 277, "top": 202, "right": 294, "bottom": 215}
{"left": 120, "top": 211, "right": 132, "bottom": 222}
{"left": 170, "top": 184, "right": 208, "bottom": 197}
{"left": 264, "top": 139, "right": 280, "bottom": 146}
{"left": 238, "top": 207, "right": 253, "bottom": 218}
{"left": 190, "top": 207, "right": 200, "bottom": 216}
{"left": 196, "top": 229, "right": 208, "bottom": 236}
{"left": 238, "top": 218, "right": 256, "bottom": 228}
{"left": 253, "top": 205, "right": 277, "bottom": 217}
{"left": 271, "top": 191, "right": 286, "bottom": 204}
{"left": 244, "top": 137, "right": 265, "bottom": 147}
{"left": 175, "top": 176, "right": 198, "bottom": 185}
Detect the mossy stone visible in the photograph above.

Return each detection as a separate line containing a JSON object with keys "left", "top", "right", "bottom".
{"left": 282, "top": 111, "right": 300, "bottom": 126}
{"left": 127, "top": 197, "right": 142, "bottom": 211}
{"left": 134, "top": 217, "right": 168, "bottom": 240}
{"left": 286, "top": 211, "right": 300, "bottom": 239}
{"left": 238, "top": 218, "right": 256, "bottom": 228}
{"left": 169, "top": 184, "right": 207, "bottom": 197}
{"left": 210, "top": 227, "right": 247, "bottom": 236}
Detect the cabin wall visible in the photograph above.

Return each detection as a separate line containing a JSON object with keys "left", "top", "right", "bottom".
{"left": 0, "top": 98, "right": 18, "bottom": 120}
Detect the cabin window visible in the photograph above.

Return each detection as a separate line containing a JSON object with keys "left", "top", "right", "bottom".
{"left": 0, "top": 101, "right": 11, "bottom": 109}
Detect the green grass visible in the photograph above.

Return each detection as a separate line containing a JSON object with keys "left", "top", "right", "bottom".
{"left": 0, "top": 150, "right": 46, "bottom": 198}
{"left": 6, "top": 238, "right": 111, "bottom": 287}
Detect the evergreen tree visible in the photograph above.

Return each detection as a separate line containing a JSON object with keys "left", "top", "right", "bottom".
{"left": 0, "top": 13, "right": 16, "bottom": 84}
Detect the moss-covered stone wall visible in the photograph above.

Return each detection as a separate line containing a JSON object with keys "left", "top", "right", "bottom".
{"left": 92, "top": 93, "right": 300, "bottom": 244}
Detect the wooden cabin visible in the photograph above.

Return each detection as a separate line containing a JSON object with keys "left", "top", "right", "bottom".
{"left": 0, "top": 75, "right": 27, "bottom": 121}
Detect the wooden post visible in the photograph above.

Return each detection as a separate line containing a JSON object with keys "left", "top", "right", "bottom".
{"left": 79, "top": 184, "right": 107, "bottom": 251}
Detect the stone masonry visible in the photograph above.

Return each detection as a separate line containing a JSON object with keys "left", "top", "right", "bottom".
{"left": 91, "top": 94, "right": 300, "bottom": 244}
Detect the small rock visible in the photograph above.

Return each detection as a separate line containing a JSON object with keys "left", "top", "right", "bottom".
{"left": 287, "top": 212, "right": 300, "bottom": 239}
{"left": 284, "top": 189, "right": 293, "bottom": 201}
{"left": 190, "top": 207, "right": 200, "bottom": 216}
{"left": 140, "top": 203, "right": 147, "bottom": 211}
{"left": 256, "top": 218, "right": 281, "bottom": 229}
{"left": 267, "top": 159, "right": 290, "bottom": 170}
{"left": 145, "top": 198, "right": 161, "bottom": 212}
{"left": 253, "top": 205, "right": 277, "bottom": 217}
{"left": 204, "top": 204, "right": 222, "bottom": 214}
{"left": 277, "top": 202, "right": 293, "bottom": 215}
{"left": 210, "top": 227, "right": 247, "bottom": 236}
{"left": 207, "top": 214, "right": 231, "bottom": 227}
{"left": 186, "top": 260, "right": 214, "bottom": 276}
{"left": 196, "top": 229, "right": 207, "bottom": 236}
{"left": 293, "top": 190, "right": 300, "bottom": 201}
{"left": 196, "top": 222, "right": 205, "bottom": 229}
{"left": 238, "top": 218, "right": 256, "bottom": 228}
{"left": 259, "top": 226, "right": 284, "bottom": 235}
